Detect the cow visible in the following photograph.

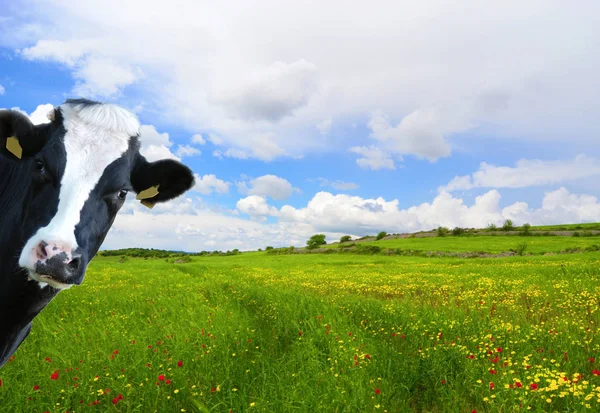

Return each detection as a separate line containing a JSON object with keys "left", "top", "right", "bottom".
{"left": 0, "top": 98, "right": 195, "bottom": 367}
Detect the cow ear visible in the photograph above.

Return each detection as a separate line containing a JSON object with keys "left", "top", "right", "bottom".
{"left": 130, "top": 153, "right": 195, "bottom": 205}
{"left": 0, "top": 109, "right": 51, "bottom": 159}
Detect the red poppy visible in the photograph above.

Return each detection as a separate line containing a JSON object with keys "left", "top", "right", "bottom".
{"left": 472, "top": 410, "right": 477, "bottom": 413}
{"left": 211, "top": 387, "right": 216, "bottom": 393}
{"left": 491, "top": 356, "right": 499, "bottom": 363}
{"left": 298, "top": 331, "right": 303, "bottom": 336}
{"left": 50, "top": 371, "right": 59, "bottom": 380}
{"left": 592, "top": 370, "right": 600, "bottom": 376}
{"left": 158, "top": 375, "right": 165, "bottom": 381}
{"left": 33, "top": 385, "right": 40, "bottom": 390}
{"left": 590, "top": 357, "right": 595, "bottom": 363}
{"left": 489, "top": 382, "right": 494, "bottom": 390}
{"left": 166, "top": 379, "right": 171, "bottom": 384}
{"left": 374, "top": 388, "right": 381, "bottom": 395}
{"left": 177, "top": 360, "right": 183, "bottom": 368}
{"left": 530, "top": 383, "right": 538, "bottom": 390}
{"left": 45, "top": 357, "right": 52, "bottom": 363}
{"left": 515, "top": 381, "right": 523, "bottom": 388}
{"left": 364, "top": 354, "right": 371, "bottom": 360}
{"left": 489, "top": 369, "right": 497, "bottom": 375}
{"left": 441, "top": 379, "right": 446, "bottom": 385}
{"left": 496, "top": 348, "right": 503, "bottom": 353}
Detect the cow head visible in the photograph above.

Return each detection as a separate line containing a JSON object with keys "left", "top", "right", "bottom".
{"left": 0, "top": 99, "right": 194, "bottom": 290}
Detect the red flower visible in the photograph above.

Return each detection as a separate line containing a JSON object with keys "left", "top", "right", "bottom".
{"left": 364, "top": 354, "right": 371, "bottom": 360}
{"left": 45, "top": 357, "right": 52, "bottom": 363}
{"left": 50, "top": 371, "right": 59, "bottom": 380}
{"left": 515, "top": 381, "right": 523, "bottom": 388}
{"left": 177, "top": 360, "right": 183, "bottom": 368}
{"left": 112, "top": 397, "right": 120, "bottom": 405}
{"left": 90, "top": 400, "right": 100, "bottom": 406}
{"left": 374, "top": 388, "right": 381, "bottom": 395}
{"left": 472, "top": 410, "right": 477, "bottom": 413}
{"left": 530, "top": 383, "right": 538, "bottom": 390}
{"left": 489, "top": 382, "right": 494, "bottom": 390}
{"left": 491, "top": 356, "right": 500, "bottom": 363}
{"left": 441, "top": 379, "right": 446, "bottom": 385}
{"left": 166, "top": 379, "right": 171, "bottom": 384}
{"left": 298, "top": 331, "right": 303, "bottom": 336}
{"left": 33, "top": 385, "right": 40, "bottom": 390}
{"left": 211, "top": 387, "right": 216, "bottom": 393}
{"left": 489, "top": 369, "right": 497, "bottom": 375}
{"left": 113, "top": 350, "right": 118, "bottom": 355}
{"left": 592, "top": 370, "right": 600, "bottom": 376}
{"left": 0, "top": 379, "right": 2, "bottom": 387}
{"left": 590, "top": 357, "right": 595, "bottom": 363}
{"left": 496, "top": 348, "right": 503, "bottom": 353}
{"left": 158, "top": 375, "right": 165, "bottom": 381}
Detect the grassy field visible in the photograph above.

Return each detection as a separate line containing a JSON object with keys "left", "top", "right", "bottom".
{"left": 326, "top": 234, "right": 600, "bottom": 254}
{"left": 2, "top": 247, "right": 600, "bottom": 412}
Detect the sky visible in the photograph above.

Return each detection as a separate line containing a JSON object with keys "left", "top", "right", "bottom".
{"left": 1, "top": 0, "right": 600, "bottom": 252}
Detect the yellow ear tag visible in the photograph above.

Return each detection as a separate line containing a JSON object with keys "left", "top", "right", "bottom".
{"left": 6, "top": 136, "right": 22, "bottom": 159}
{"left": 140, "top": 199, "right": 156, "bottom": 209}
{"left": 136, "top": 185, "right": 160, "bottom": 200}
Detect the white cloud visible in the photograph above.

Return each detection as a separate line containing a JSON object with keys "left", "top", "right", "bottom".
{"left": 27, "top": 103, "right": 54, "bottom": 125}
{"left": 193, "top": 174, "right": 230, "bottom": 195}
{"left": 315, "top": 178, "right": 359, "bottom": 191}
{"left": 237, "top": 174, "right": 294, "bottom": 200}
{"left": 365, "top": 108, "right": 469, "bottom": 163}
{"left": 176, "top": 144, "right": 201, "bottom": 158}
{"left": 103, "top": 186, "right": 600, "bottom": 252}
{"left": 212, "top": 134, "right": 287, "bottom": 161}
{"left": 0, "top": 84, "right": 4, "bottom": 95}
{"left": 236, "top": 195, "right": 279, "bottom": 218}
{"left": 441, "top": 155, "right": 600, "bottom": 192}
{"left": 139, "top": 124, "right": 180, "bottom": 162}
{"left": 212, "top": 59, "right": 318, "bottom": 122}
{"left": 191, "top": 134, "right": 206, "bottom": 145}
{"left": 316, "top": 118, "right": 332, "bottom": 135}
{"left": 10, "top": 1, "right": 599, "bottom": 160}
{"left": 349, "top": 146, "right": 396, "bottom": 170}
{"left": 72, "top": 56, "right": 142, "bottom": 98}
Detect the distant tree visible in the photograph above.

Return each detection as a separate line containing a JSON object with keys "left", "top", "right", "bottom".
{"left": 502, "top": 219, "right": 515, "bottom": 231}
{"left": 306, "top": 234, "right": 327, "bottom": 250}
{"left": 376, "top": 231, "right": 387, "bottom": 240}
{"left": 452, "top": 227, "right": 466, "bottom": 236}
{"left": 340, "top": 235, "right": 352, "bottom": 243}
{"left": 520, "top": 223, "right": 531, "bottom": 236}
{"left": 265, "top": 246, "right": 274, "bottom": 250}
{"left": 436, "top": 226, "right": 449, "bottom": 237}
{"left": 487, "top": 223, "right": 497, "bottom": 231}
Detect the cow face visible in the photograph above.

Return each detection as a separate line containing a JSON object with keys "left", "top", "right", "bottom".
{"left": 1, "top": 99, "right": 194, "bottom": 290}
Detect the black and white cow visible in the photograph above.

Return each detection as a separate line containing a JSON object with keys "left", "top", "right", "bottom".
{"left": 0, "top": 99, "right": 194, "bottom": 367}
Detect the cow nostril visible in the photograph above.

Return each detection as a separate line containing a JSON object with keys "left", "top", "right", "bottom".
{"left": 68, "top": 257, "right": 81, "bottom": 272}
{"left": 36, "top": 241, "right": 49, "bottom": 260}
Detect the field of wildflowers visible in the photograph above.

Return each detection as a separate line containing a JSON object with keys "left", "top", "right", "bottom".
{"left": 1, "top": 250, "right": 600, "bottom": 412}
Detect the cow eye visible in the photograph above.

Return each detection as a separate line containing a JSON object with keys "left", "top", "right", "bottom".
{"left": 35, "top": 160, "right": 45, "bottom": 171}
{"left": 117, "top": 189, "right": 128, "bottom": 200}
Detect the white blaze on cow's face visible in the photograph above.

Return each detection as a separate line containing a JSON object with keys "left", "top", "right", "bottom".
{"left": 18, "top": 101, "right": 140, "bottom": 290}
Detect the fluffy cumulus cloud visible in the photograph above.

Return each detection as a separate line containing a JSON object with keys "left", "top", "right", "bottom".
{"left": 211, "top": 59, "right": 319, "bottom": 122}
{"left": 441, "top": 155, "right": 600, "bottom": 192}
{"left": 102, "top": 187, "right": 600, "bottom": 252}
{"left": 315, "top": 178, "right": 359, "bottom": 191}
{"left": 139, "top": 125, "right": 180, "bottom": 161}
{"left": 193, "top": 174, "right": 230, "bottom": 195}
{"left": 349, "top": 146, "right": 396, "bottom": 170}
{"left": 176, "top": 145, "right": 201, "bottom": 158}
{"left": 236, "top": 195, "right": 279, "bottom": 219}
{"left": 7, "top": 0, "right": 599, "bottom": 162}
{"left": 237, "top": 174, "right": 294, "bottom": 200}
{"left": 191, "top": 134, "right": 206, "bottom": 145}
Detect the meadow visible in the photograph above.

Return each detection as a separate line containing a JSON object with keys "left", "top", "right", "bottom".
{"left": 1, "top": 242, "right": 600, "bottom": 412}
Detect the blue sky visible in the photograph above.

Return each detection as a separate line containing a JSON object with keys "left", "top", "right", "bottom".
{"left": 1, "top": 0, "right": 599, "bottom": 251}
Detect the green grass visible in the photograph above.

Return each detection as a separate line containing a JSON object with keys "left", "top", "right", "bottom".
{"left": 521, "top": 222, "right": 600, "bottom": 231}
{"left": 2, "top": 251, "right": 600, "bottom": 412}
{"left": 327, "top": 234, "right": 600, "bottom": 254}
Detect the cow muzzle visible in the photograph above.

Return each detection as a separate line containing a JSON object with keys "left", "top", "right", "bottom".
{"left": 30, "top": 241, "right": 85, "bottom": 289}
